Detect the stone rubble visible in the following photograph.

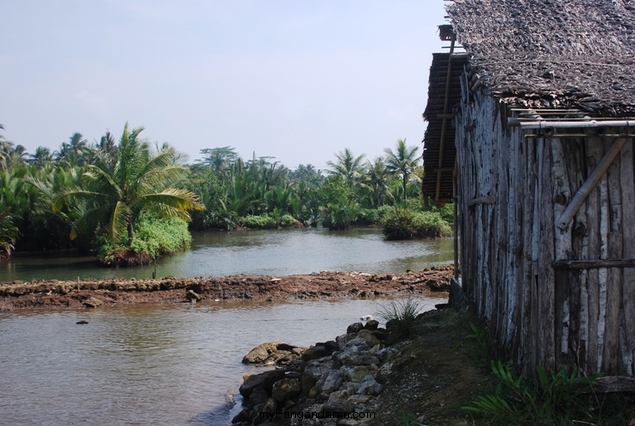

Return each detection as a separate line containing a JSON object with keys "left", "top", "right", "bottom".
{"left": 234, "top": 319, "right": 403, "bottom": 425}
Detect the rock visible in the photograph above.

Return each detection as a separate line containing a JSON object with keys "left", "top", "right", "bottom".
{"left": 83, "top": 297, "right": 103, "bottom": 308}
{"left": 239, "top": 369, "right": 285, "bottom": 398}
{"left": 271, "top": 378, "right": 302, "bottom": 402}
{"left": 301, "top": 341, "right": 338, "bottom": 361}
{"left": 341, "top": 365, "right": 378, "bottom": 383}
{"left": 357, "top": 330, "right": 381, "bottom": 348}
{"left": 319, "top": 370, "right": 343, "bottom": 394}
{"left": 323, "top": 390, "right": 355, "bottom": 414}
{"left": 186, "top": 289, "right": 201, "bottom": 301}
{"left": 302, "top": 360, "right": 336, "bottom": 394}
{"left": 242, "top": 342, "right": 306, "bottom": 366}
{"left": 346, "top": 322, "right": 364, "bottom": 334}
{"left": 357, "top": 375, "right": 383, "bottom": 395}
{"left": 363, "top": 319, "right": 379, "bottom": 330}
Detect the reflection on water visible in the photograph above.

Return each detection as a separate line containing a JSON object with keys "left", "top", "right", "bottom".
{"left": 0, "top": 297, "right": 446, "bottom": 425}
{"left": 0, "top": 228, "right": 453, "bottom": 282}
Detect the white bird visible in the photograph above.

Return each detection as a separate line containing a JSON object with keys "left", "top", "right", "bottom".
{"left": 360, "top": 315, "right": 374, "bottom": 322}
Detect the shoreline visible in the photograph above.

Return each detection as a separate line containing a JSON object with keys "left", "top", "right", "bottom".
{"left": 0, "top": 265, "right": 453, "bottom": 311}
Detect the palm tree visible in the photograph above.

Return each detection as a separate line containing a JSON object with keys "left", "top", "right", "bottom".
{"left": 362, "top": 157, "right": 394, "bottom": 207}
{"left": 384, "top": 139, "right": 420, "bottom": 201}
{"left": 29, "top": 146, "right": 54, "bottom": 169}
{"left": 57, "top": 133, "right": 89, "bottom": 166}
{"left": 326, "top": 148, "right": 366, "bottom": 183}
{"left": 65, "top": 123, "right": 204, "bottom": 245}
{"left": 197, "top": 146, "right": 239, "bottom": 174}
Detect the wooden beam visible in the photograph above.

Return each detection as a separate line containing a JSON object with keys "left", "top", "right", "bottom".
{"left": 556, "top": 137, "right": 629, "bottom": 230}
{"left": 435, "top": 33, "right": 456, "bottom": 202}
{"left": 594, "top": 376, "right": 635, "bottom": 393}
{"left": 467, "top": 196, "right": 496, "bottom": 207}
{"left": 552, "top": 258, "right": 635, "bottom": 269}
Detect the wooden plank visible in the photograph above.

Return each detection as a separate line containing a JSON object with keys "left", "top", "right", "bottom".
{"left": 585, "top": 137, "right": 601, "bottom": 374}
{"left": 467, "top": 196, "right": 496, "bottom": 207}
{"left": 620, "top": 137, "right": 635, "bottom": 375}
{"left": 538, "top": 137, "right": 556, "bottom": 369}
{"left": 552, "top": 259, "right": 635, "bottom": 269}
{"left": 594, "top": 376, "right": 635, "bottom": 393}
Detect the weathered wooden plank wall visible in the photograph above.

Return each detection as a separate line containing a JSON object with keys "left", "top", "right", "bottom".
{"left": 455, "top": 77, "right": 635, "bottom": 376}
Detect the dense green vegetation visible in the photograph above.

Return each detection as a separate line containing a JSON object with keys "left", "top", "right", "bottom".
{"left": 0, "top": 123, "right": 452, "bottom": 264}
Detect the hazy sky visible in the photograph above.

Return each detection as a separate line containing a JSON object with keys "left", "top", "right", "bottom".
{"left": 1, "top": 0, "right": 448, "bottom": 170}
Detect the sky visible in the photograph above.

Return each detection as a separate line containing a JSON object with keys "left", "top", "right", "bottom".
{"left": 1, "top": 0, "right": 449, "bottom": 170}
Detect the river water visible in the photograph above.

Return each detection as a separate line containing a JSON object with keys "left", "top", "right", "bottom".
{"left": 0, "top": 227, "right": 454, "bottom": 282}
{"left": 0, "top": 229, "right": 452, "bottom": 425}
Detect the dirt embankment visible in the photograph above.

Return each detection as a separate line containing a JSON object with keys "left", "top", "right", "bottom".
{"left": 0, "top": 265, "right": 454, "bottom": 310}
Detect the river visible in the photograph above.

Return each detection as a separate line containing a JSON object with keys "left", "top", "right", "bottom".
{"left": 0, "top": 227, "right": 454, "bottom": 282}
{"left": 0, "top": 228, "right": 452, "bottom": 425}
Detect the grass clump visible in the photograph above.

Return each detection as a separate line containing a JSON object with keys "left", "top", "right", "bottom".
{"left": 377, "top": 298, "right": 423, "bottom": 339}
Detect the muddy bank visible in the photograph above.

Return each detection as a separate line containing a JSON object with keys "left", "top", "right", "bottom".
{"left": 0, "top": 265, "right": 453, "bottom": 310}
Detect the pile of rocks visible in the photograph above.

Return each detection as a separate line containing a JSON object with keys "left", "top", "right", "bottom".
{"left": 233, "top": 319, "right": 401, "bottom": 425}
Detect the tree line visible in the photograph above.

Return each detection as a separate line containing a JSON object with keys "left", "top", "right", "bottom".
{"left": 0, "top": 123, "right": 451, "bottom": 264}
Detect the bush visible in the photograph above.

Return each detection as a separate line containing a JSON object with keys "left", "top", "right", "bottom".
{"left": 241, "top": 215, "right": 275, "bottom": 229}
{"left": 463, "top": 361, "right": 599, "bottom": 425}
{"left": 95, "top": 215, "right": 192, "bottom": 266}
{"left": 380, "top": 207, "right": 451, "bottom": 240}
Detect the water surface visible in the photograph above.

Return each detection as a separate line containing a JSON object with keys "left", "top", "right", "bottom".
{"left": 0, "top": 297, "right": 445, "bottom": 425}
{"left": 0, "top": 228, "right": 453, "bottom": 282}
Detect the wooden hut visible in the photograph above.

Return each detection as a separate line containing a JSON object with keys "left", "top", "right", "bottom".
{"left": 422, "top": 0, "right": 635, "bottom": 384}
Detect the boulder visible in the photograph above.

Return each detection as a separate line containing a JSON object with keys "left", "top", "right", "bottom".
{"left": 83, "top": 297, "right": 103, "bottom": 308}
{"left": 357, "top": 375, "right": 383, "bottom": 395}
{"left": 239, "top": 369, "right": 285, "bottom": 398}
{"left": 301, "top": 341, "right": 338, "bottom": 361}
{"left": 242, "top": 342, "right": 306, "bottom": 366}
{"left": 271, "top": 378, "right": 302, "bottom": 402}
{"left": 363, "top": 319, "right": 380, "bottom": 330}
{"left": 346, "top": 322, "right": 364, "bottom": 334}
{"left": 357, "top": 330, "right": 381, "bottom": 348}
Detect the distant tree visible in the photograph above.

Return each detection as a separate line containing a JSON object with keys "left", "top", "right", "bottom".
{"left": 57, "top": 133, "right": 89, "bottom": 166}
{"left": 29, "top": 146, "right": 54, "bottom": 168}
{"left": 327, "top": 148, "right": 366, "bottom": 183}
{"left": 384, "top": 139, "right": 420, "bottom": 201}
{"left": 65, "top": 123, "right": 204, "bottom": 245}
{"left": 362, "top": 157, "right": 394, "bottom": 207}
{"left": 197, "top": 146, "right": 239, "bottom": 174}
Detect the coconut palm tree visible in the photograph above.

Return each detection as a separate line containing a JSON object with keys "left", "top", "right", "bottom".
{"left": 64, "top": 123, "right": 204, "bottom": 245}
{"left": 362, "top": 157, "right": 394, "bottom": 207}
{"left": 57, "top": 133, "right": 89, "bottom": 166}
{"left": 326, "top": 148, "right": 366, "bottom": 184}
{"left": 384, "top": 139, "right": 420, "bottom": 201}
{"left": 29, "top": 146, "right": 54, "bottom": 169}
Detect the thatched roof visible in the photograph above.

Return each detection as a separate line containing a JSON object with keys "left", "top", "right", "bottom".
{"left": 421, "top": 52, "right": 468, "bottom": 203}
{"left": 447, "top": 0, "right": 635, "bottom": 114}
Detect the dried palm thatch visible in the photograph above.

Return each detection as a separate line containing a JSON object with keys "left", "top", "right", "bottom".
{"left": 447, "top": 0, "right": 635, "bottom": 114}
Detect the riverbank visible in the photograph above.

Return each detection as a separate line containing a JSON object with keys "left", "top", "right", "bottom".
{"left": 0, "top": 265, "right": 453, "bottom": 310}
{"left": 234, "top": 306, "right": 489, "bottom": 425}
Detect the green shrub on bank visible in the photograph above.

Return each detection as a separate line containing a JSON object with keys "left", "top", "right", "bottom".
{"left": 377, "top": 298, "right": 423, "bottom": 340}
{"left": 463, "top": 361, "right": 599, "bottom": 425}
{"left": 241, "top": 214, "right": 275, "bottom": 229}
{"left": 380, "top": 207, "right": 451, "bottom": 240}
{"left": 96, "top": 215, "right": 192, "bottom": 266}
{"left": 239, "top": 213, "right": 300, "bottom": 229}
